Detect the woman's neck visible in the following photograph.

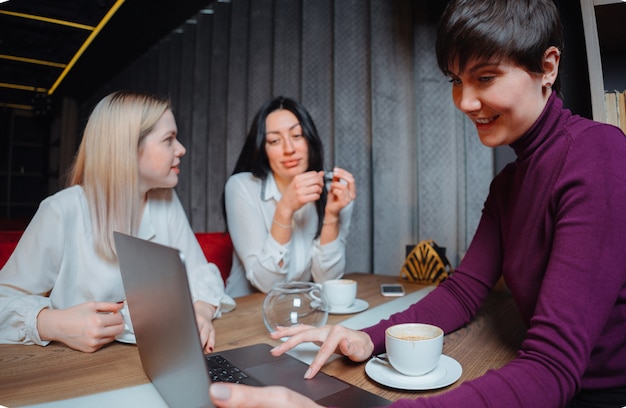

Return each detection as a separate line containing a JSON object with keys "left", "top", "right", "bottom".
{"left": 273, "top": 174, "right": 292, "bottom": 194}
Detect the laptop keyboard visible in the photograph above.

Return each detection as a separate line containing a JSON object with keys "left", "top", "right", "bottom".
{"left": 206, "top": 355, "right": 250, "bottom": 384}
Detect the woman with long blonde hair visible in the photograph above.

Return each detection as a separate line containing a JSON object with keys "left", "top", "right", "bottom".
{"left": 0, "top": 91, "right": 234, "bottom": 353}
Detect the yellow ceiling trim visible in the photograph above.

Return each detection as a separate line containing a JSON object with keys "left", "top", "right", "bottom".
{"left": 0, "top": 82, "right": 47, "bottom": 93}
{"left": 0, "top": 10, "right": 95, "bottom": 30}
{"left": 0, "top": 102, "right": 33, "bottom": 111}
{"left": 0, "top": 54, "right": 66, "bottom": 68}
{"left": 48, "top": 0, "right": 126, "bottom": 96}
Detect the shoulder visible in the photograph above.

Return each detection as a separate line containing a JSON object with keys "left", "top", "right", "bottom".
{"left": 227, "top": 172, "right": 257, "bottom": 184}
{"left": 226, "top": 172, "right": 261, "bottom": 191}
{"left": 562, "top": 117, "right": 626, "bottom": 169}
{"left": 551, "top": 118, "right": 626, "bottom": 206}
{"left": 39, "top": 185, "right": 86, "bottom": 212}
{"left": 27, "top": 185, "right": 89, "bottom": 232}
{"left": 563, "top": 114, "right": 625, "bottom": 149}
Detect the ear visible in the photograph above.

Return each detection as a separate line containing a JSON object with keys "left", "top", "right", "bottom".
{"left": 542, "top": 46, "right": 560, "bottom": 88}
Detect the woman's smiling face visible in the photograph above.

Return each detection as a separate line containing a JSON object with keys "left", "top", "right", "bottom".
{"left": 448, "top": 57, "right": 548, "bottom": 147}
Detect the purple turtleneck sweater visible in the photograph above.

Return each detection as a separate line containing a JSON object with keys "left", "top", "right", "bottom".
{"left": 363, "top": 93, "right": 626, "bottom": 407}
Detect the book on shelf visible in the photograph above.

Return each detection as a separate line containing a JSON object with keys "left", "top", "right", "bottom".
{"left": 604, "top": 91, "right": 618, "bottom": 127}
{"left": 617, "top": 91, "right": 626, "bottom": 134}
{"left": 604, "top": 90, "right": 626, "bottom": 134}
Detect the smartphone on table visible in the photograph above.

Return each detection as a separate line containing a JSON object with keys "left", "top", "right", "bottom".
{"left": 380, "top": 283, "right": 405, "bottom": 297}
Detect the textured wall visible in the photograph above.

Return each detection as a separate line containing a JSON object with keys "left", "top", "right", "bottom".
{"left": 85, "top": 0, "right": 494, "bottom": 275}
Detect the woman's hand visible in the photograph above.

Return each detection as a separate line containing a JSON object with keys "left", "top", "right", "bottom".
{"left": 272, "top": 171, "right": 325, "bottom": 245}
{"left": 324, "top": 167, "right": 356, "bottom": 220}
{"left": 269, "top": 324, "right": 373, "bottom": 379}
{"left": 194, "top": 300, "right": 217, "bottom": 353}
{"left": 209, "top": 383, "right": 323, "bottom": 408}
{"left": 37, "top": 301, "right": 125, "bottom": 353}
{"left": 276, "top": 171, "right": 325, "bottom": 216}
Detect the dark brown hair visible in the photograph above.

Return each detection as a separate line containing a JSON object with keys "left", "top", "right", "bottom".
{"left": 435, "top": 0, "right": 564, "bottom": 93}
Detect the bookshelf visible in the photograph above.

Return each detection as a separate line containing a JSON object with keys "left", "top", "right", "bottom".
{"left": 0, "top": 110, "right": 49, "bottom": 220}
{"left": 580, "top": 0, "right": 626, "bottom": 125}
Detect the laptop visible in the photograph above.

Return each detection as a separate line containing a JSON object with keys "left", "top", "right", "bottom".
{"left": 113, "top": 232, "right": 391, "bottom": 408}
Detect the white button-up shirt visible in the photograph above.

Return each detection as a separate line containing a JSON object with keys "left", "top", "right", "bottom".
{"left": 224, "top": 172, "right": 353, "bottom": 297}
{"left": 0, "top": 185, "right": 235, "bottom": 345}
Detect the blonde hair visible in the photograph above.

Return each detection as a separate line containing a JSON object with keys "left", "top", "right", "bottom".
{"left": 68, "top": 91, "right": 171, "bottom": 262}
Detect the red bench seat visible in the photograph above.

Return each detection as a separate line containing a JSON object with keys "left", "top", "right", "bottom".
{"left": 0, "top": 232, "right": 233, "bottom": 283}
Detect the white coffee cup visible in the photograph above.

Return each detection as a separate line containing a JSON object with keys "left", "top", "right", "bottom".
{"left": 385, "top": 323, "right": 443, "bottom": 376}
{"left": 322, "top": 279, "right": 357, "bottom": 309}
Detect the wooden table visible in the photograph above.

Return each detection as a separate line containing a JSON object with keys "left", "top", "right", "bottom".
{"left": 0, "top": 273, "right": 525, "bottom": 406}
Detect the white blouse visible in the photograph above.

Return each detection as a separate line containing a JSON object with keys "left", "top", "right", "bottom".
{"left": 224, "top": 172, "right": 353, "bottom": 298}
{"left": 0, "top": 185, "right": 235, "bottom": 345}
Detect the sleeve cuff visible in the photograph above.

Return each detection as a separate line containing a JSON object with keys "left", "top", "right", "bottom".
{"left": 25, "top": 303, "right": 52, "bottom": 346}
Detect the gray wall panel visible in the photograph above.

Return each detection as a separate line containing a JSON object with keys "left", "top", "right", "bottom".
{"left": 191, "top": 13, "right": 212, "bottom": 230}
{"left": 207, "top": 3, "right": 232, "bottom": 231}
{"left": 273, "top": 0, "right": 302, "bottom": 99}
{"left": 247, "top": 0, "right": 274, "bottom": 117}
{"left": 301, "top": 0, "right": 333, "bottom": 165}
{"left": 87, "top": 0, "right": 494, "bottom": 276}
{"left": 371, "top": 0, "right": 416, "bottom": 275}
{"left": 176, "top": 24, "right": 197, "bottom": 216}
{"left": 225, "top": 0, "right": 250, "bottom": 175}
{"left": 334, "top": 0, "right": 372, "bottom": 273}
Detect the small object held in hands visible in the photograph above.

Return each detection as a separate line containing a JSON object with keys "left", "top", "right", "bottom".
{"left": 324, "top": 170, "right": 339, "bottom": 184}
{"left": 325, "top": 170, "right": 347, "bottom": 186}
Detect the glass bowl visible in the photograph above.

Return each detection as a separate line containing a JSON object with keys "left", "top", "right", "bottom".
{"left": 262, "top": 281, "right": 328, "bottom": 333}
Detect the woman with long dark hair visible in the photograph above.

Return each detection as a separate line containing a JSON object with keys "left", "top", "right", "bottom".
{"left": 223, "top": 96, "right": 356, "bottom": 297}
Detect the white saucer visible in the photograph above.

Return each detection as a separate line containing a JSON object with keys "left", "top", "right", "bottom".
{"left": 328, "top": 299, "right": 369, "bottom": 314}
{"left": 365, "top": 354, "right": 462, "bottom": 390}
{"left": 115, "top": 331, "right": 136, "bottom": 344}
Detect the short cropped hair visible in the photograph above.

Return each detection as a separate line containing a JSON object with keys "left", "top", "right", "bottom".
{"left": 435, "top": 0, "right": 564, "bottom": 93}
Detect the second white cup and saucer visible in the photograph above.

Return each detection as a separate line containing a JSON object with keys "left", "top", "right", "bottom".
{"left": 322, "top": 279, "right": 369, "bottom": 315}
{"left": 113, "top": 300, "right": 137, "bottom": 344}
{"left": 365, "top": 323, "right": 462, "bottom": 390}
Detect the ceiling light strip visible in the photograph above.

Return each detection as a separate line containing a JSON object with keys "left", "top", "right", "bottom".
{"left": 48, "top": 0, "right": 126, "bottom": 96}
{"left": 0, "top": 102, "right": 33, "bottom": 111}
{"left": 0, "top": 10, "right": 95, "bottom": 30}
{"left": 0, "top": 82, "right": 47, "bottom": 92}
{"left": 0, "top": 54, "right": 66, "bottom": 68}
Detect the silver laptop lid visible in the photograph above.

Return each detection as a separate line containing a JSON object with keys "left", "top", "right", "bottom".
{"left": 114, "top": 232, "right": 213, "bottom": 408}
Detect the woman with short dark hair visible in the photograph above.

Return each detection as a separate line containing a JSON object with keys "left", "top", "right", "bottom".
{"left": 209, "top": 1, "right": 626, "bottom": 406}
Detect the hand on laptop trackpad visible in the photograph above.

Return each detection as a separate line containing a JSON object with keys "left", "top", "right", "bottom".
{"left": 286, "top": 342, "right": 340, "bottom": 365}
{"left": 244, "top": 358, "right": 348, "bottom": 400}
